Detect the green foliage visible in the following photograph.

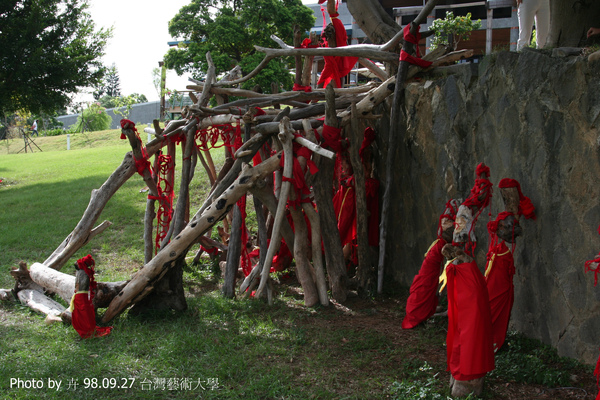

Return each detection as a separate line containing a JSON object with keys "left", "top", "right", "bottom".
{"left": 93, "top": 63, "right": 122, "bottom": 99}
{"left": 388, "top": 362, "right": 450, "bottom": 400}
{"left": 491, "top": 331, "right": 585, "bottom": 387}
{"left": 164, "top": 0, "right": 314, "bottom": 92}
{"left": 74, "top": 102, "right": 111, "bottom": 133}
{"left": 42, "top": 127, "right": 70, "bottom": 137}
{"left": 0, "top": 0, "right": 111, "bottom": 119}
{"left": 430, "top": 11, "right": 482, "bottom": 51}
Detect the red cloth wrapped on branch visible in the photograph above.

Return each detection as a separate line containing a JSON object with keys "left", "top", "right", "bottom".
{"left": 402, "top": 238, "right": 446, "bottom": 329}
{"left": 333, "top": 175, "right": 356, "bottom": 247}
{"left": 399, "top": 24, "right": 433, "bottom": 68}
{"left": 120, "top": 119, "right": 151, "bottom": 176}
{"left": 446, "top": 260, "right": 495, "bottom": 381}
{"left": 70, "top": 255, "right": 113, "bottom": 339}
{"left": 317, "top": 13, "right": 359, "bottom": 88}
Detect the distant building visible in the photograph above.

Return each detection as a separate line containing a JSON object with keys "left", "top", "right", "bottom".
{"left": 57, "top": 101, "right": 161, "bottom": 131}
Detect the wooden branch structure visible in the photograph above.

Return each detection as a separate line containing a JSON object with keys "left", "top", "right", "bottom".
{"left": 2, "top": 1, "right": 479, "bottom": 323}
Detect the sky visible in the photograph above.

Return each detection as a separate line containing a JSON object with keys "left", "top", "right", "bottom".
{"left": 86, "top": 0, "right": 319, "bottom": 103}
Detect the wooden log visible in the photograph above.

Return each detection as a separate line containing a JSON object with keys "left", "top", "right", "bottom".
{"left": 223, "top": 203, "right": 243, "bottom": 299}
{"left": 349, "top": 104, "right": 373, "bottom": 295}
{"left": 255, "top": 42, "right": 400, "bottom": 63}
{"left": 255, "top": 119, "right": 294, "bottom": 299}
{"left": 312, "top": 83, "right": 348, "bottom": 302}
{"left": 280, "top": 119, "right": 319, "bottom": 307}
{"left": 29, "top": 262, "right": 75, "bottom": 303}
{"left": 358, "top": 57, "right": 389, "bottom": 81}
{"left": 378, "top": 0, "right": 440, "bottom": 294}
{"left": 102, "top": 152, "right": 283, "bottom": 323}
{"left": 17, "top": 289, "right": 66, "bottom": 317}
{"left": 302, "top": 201, "right": 329, "bottom": 306}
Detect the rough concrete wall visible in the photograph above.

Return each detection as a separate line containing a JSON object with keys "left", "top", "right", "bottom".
{"left": 376, "top": 49, "right": 600, "bottom": 364}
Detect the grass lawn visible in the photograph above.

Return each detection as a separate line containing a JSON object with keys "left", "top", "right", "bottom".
{"left": 0, "top": 130, "right": 596, "bottom": 400}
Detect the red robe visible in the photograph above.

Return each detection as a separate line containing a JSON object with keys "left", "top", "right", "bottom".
{"left": 402, "top": 239, "right": 445, "bottom": 329}
{"left": 485, "top": 241, "right": 515, "bottom": 352}
{"left": 70, "top": 291, "right": 113, "bottom": 339}
{"left": 446, "top": 261, "right": 495, "bottom": 381}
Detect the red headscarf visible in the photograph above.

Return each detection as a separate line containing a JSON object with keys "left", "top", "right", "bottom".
{"left": 498, "top": 178, "right": 536, "bottom": 220}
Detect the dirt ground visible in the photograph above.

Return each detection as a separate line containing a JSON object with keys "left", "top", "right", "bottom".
{"left": 288, "top": 284, "right": 598, "bottom": 400}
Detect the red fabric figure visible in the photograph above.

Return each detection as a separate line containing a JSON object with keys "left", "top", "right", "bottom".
{"left": 446, "top": 260, "right": 495, "bottom": 381}
{"left": 70, "top": 293, "right": 113, "bottom": 339}
{"left": 485, "top": 240, "right": 514, "bottom": 352}
{"left": 317, "top": 13, "right": 358, "bottom": 88}
{"left": 402, "top": 238, "right": 446, "bottom": 329}
{"left": 69, "top": 255, "right": 113, "bottom": 339}
{"left": 402, "top": 199, "right": 459, "bottom": 329}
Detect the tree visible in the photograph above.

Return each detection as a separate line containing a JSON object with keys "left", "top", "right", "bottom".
{"left": 164, "top": 0, "right": 314, "bottom": 92}
{"left": 0, "top": 0, "right": 111, "bottom": 119}
{"left": 93, "top": 63, "right": 121, "bottom": 99}
{"left": 74, "top": 102, "right": 111, "bottom": 133}
{"left": 430, "top": 11, "right": 481, "bottom": 51}
{"left": 547, "top": 0, "right": 600, "bottom": 47}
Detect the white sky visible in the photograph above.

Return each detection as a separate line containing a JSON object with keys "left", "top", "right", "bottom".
{"left": 85, "top": 0, "right": 319, "bottom": 103}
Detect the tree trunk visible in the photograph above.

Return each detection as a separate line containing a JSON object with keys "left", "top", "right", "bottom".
{"left": 349, "top": 104, "right": 373, "bottom": 296}
{"left": 346, "top": 0, "right": 401, "bottom": 45}
{"left": 312, "top": 84, "right": 348, "bottom": 302}
{"left": 547, "top": 0, "right": 600, "bottom": 48}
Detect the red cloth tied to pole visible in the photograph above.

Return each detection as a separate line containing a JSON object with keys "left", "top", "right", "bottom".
{"left": 446, "top": 260, "right": 495, "bottom": 380}
{"left": 485, "top": 240, "right": 515, "bottom": 352}
{"left": 317, "top": 13, "right": 359, "bottom": 88}
{"left": 151, "top": 153, "right": 175, "bottom": 253}
{"left": 399, "top": 24, "right": 433, "bottom": 68}
{"left": 498, "top": 178, "right": 536, "bottom": 220}
{"left": 280, "top": 139, "right": 318, "bottom": 208}
{"left": 321, "top": 124, "right": 342, "bottom": 152}
{"left": 120, "top": 119, "right": 151, "bottom": 176}
{"left": 333, "top": 176, "right": 356, "bottom": 246}
{"left": 402, "top": 238, "right": 446, "bottom": 329}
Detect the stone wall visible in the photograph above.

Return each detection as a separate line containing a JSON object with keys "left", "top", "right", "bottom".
{"left": 375, "top": 49, "right": 600, "bottom": 364}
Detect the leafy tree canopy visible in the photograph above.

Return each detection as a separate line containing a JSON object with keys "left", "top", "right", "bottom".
{"left": 164, "top": 0, "right": 314, "bottom": 93}
{"left": 0, "top": 0, "right": 111, "bottom": 119}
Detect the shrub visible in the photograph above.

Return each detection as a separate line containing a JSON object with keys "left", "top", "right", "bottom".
{"left": 430, "top": 11, "right": 482, "bottom": 51}
{"left": 73, "top": 102, "right": 111, "bottom": 132}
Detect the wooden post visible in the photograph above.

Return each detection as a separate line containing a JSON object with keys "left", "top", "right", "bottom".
{"left": 378, "top": 0, "right": 440, "bottom": 294}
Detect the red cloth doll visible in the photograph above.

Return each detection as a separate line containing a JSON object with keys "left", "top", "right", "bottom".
{"left": 402, "top": 199, "right": 460, "bottom": 329}
{"left": 446, "top": 260, "right": 495, "bottom": 381}
{"left": 484, "top": 235, "right": 515, "bottom": 352}
{"left": 69, "top": 255, "right": 113, "bottom": 339}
